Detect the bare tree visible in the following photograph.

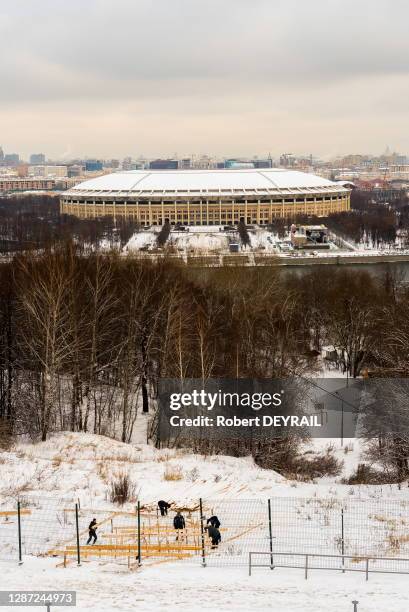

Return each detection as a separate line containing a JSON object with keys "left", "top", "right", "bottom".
{"left": 14, "top": 250, "right": 73, "bottom": 440}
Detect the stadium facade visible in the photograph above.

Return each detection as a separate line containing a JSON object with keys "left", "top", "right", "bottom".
{"left": 61, "top": 169, "right": 350, "bottom": 225}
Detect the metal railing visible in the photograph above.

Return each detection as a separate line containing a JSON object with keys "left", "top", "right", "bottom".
{"left": 248, "top": 551, "right": 409, "bottom": 581}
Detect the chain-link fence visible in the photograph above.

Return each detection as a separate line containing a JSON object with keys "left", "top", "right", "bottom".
{"left": 266, "top": 496, "right": 409, "bottom": 574}
{"left": 201, "top": 498, "right": 270, "bottom": 566}
{"left": 1, "top": 495, "right": 409, "bottom": 573}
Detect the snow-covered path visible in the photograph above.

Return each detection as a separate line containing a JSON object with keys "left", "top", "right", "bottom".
{"left": 1, "top": 557, "right": 407, "bottom": 612}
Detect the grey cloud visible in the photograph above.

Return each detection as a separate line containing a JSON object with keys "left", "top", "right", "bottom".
{"left": 2, "top": 0, "right": 409, "bottom": 95}
{"left": 1, "top": 0, "right": 409, "bottom": 156}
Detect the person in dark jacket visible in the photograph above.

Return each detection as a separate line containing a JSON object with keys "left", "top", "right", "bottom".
{"left": 207, "top": 515, "right": 221, "bottom": 529}
{"left": 158, "top": 500, "right": 171, "bottom": 516}
{"left": 87, "top": 518, "right": 97, "bottom": 545}
{"left": 206, "top": 524, "right": 221, "bottom": 548}
{"left": 173, "top": 511, "right": 186, "bottom": 540}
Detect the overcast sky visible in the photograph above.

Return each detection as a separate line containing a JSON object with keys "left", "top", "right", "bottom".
{"left": 1, "top": 0, "right": 408, "bottom": 160}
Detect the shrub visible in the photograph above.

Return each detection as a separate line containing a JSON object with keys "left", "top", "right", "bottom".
{"left": 186, "top": 467, "right": 200, "bottom": 482}
{"left": 257, "top": 446, "right": 343, "bottom": 481}
{"left": 96, "top": 461, "right": 110, "bottom": 483}
{"left": 293, "top": 452, "right": 343, "bottom": 480}
{"left": 163, "top": 464, "right": 183, "bottom": 481}
{"left": 344, "top": 463, "right": 399, "bottom": 485}
{"left": 109, "top": 473, "right": 137, "bottom": 504}
{"left": 52, "top": 455, "right": 62, "bottom": 468}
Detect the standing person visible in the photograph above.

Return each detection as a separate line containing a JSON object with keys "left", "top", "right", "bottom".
{"left": 207, "top": 515, "right": 221, "bottom": 529}
{"left": 206, "top": 524, "right": 221, "bottom": 549}
{"left": 87, "top": 518, "right": 98, "bottom": 545}
{"left": 173, "top": 511, "right": 185, "bottom": 540}
{"left": 158, "top": 500, "right": 171, "bottom": 517}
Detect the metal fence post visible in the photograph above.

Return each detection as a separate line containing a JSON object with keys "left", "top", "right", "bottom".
{"left": 268, "top": 499, "right": 274, "bottom": 569}
{"left": 341, "top": 507, "right": 345, "bottom": 573}
{"left": 75, "top": 503, "right": 81, "bottom": 566}
{"left": 305, "top": 554, "right": 309, "bottom": 580}
{"left": 352, "top": 600, "right": 359, "bottom": 612}
{"left": 17, "top": 500, "right": 23, "bottom": 565}
{"left": 199, "top": 498, "right": 206, "bottom": 567}
{"left": 137, "top": 501, "right": 141, "bottom": 566}
{"left": 365, "top": 558, "right": 369, "bottom": 581}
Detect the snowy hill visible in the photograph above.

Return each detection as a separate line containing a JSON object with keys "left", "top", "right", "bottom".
{"left": 2, "top": 433, "right": 409, "bottom": 612}
{"left": 0, "top": 432, "right": 406, "bottom": 508}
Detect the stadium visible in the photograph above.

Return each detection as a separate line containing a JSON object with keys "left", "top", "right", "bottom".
{"left": 61, "top": 169, "right": 350, "bottom": 225}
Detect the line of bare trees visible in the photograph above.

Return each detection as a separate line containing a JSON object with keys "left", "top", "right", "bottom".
{"left": 3, "top": 191, "right": 409, "bottom": 258}
{"left": 1, "top": 243, "right": 409, "bottom": 472}
{"left": 0, "top": 194, "right": 139, "bottom": 252}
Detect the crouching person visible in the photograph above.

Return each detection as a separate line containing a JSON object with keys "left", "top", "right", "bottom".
{"left": 158, "top": 500, "right": 171, "bottom": 517}
{"left": 207, "top": 515, "right": 221, "bottom": 529}
{"left": 206, "top": 524, "right": 221, "bottom": 549}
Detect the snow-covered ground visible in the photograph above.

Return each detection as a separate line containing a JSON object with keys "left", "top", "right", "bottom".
{"left": 3, "top": 556, "right": 409, "bottom": 612}
{"left": 0, "top": 433, "right": 296, "bottom": 506}
{"left": 122, "top": 226, "right": 409, "bottom": 264}
{"left": 1, "top": 432, "right": 408, "bottom": 611}
{"left": 170, "top": 230, "right": 229, "bottom": 253}
{"left": 0, "top": 432, "right": 402, "bottom": 507}
{"left": 122, "top": 226, "right": 394, "bottom": 261}
{"left": 125, "top": 231, "right": 158, "bottom": 251}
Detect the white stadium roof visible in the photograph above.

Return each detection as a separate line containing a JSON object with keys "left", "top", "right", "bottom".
{"left": 66, "top": 169, "right": 349, "bottom": 198}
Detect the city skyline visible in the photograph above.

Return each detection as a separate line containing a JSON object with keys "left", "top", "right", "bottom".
{"left": 1, "top": 0, "right": 409, "bottom": 158}
{"left": 0, "top": 146, "right": 408, "bottom": 167}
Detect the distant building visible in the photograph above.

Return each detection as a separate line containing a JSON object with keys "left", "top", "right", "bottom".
{"left": 29, "top": 165, "right": 68, "bottom": 178}
{"left": 122, "top": 157, "right": 141, "bottom": 171}
{"left": 290, "top": 224, "right": 329, "bottom": 249}
{"left": 0, "top": 178, "right": 56, "bottom": 192}
{"left": 67, "top": 165, "right": 83, "bottom": 178}
{"left": 106, "top": 159, "right": 120, "bottom": 169}
{"left": 224, "top": 158, "right": 273, "bottom": 169}
{"left": 280, "top": 153, "right": 295, "bottom": 167}
{"left": 122, "top": 157, "right": 133, "bottom": 170}
{"left": 225, "top": 160, "right": 255, "bottom": 169}
{"left": 4, "top": 153, "right": 19, "bottom": 165}
{"left": 29, "top": 153, "right": 46, "bottom": 165}
{"left": 192, "top": 155, "right": 214, "bottom": 169}
{"left": 85, "top": 160, "right": 103, "bottom": 172}
{"left": 61, "top": 169, "right": 351, "bottom": 224}
{"left": 149, "top": 159, "right": 179, "bottom": 170}
{"left": 390, "top": 164, "right": 409, "bottom": 175}
{"left": 253, "top": 158, "right": 273, "bottom": 169}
